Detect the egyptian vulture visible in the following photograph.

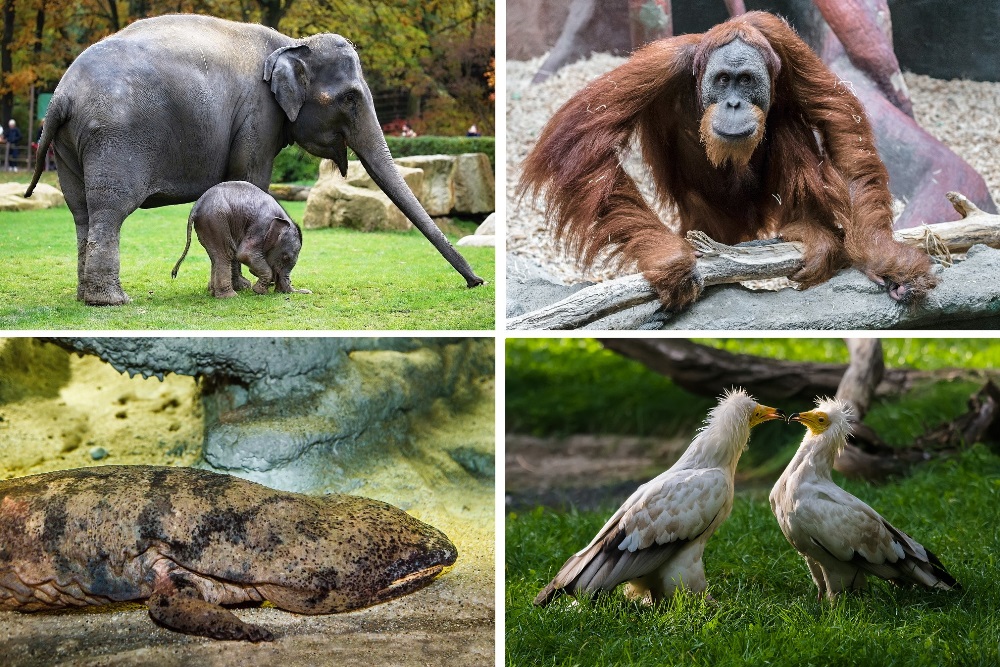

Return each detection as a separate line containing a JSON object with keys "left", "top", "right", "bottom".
{"left": 770, "top": 397, "right": 961, "bottom": 600}
{"left": 534, "top": 389, "right": 784, "bottom": 606}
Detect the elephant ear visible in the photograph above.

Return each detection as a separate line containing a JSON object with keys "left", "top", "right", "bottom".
{"left": 264, "top": 44, "right": 311, "bottom": 122}
{"left": 263, "top": 216, "right": 291, "bottom": 251}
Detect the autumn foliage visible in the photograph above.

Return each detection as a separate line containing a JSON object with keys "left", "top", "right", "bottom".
{"left": 0, "top": 0, "right": 494, "bottom": 135}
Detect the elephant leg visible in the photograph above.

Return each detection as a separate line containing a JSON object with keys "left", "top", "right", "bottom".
{"left": 236, "top": 246, "right": 273, "bottom": 295}
{"left": 58, "top": 169, "right": 89, "bottom": 301}
{"left": 208, "top": 253, "right": 237, "bottom": 298}
{"left": 81, "top": 207, "right": 131, "bottom": 306}
{"left": 231, "top": 260, "right": 252, "bottom": 291}
{"left": 251, "top": 271, "right": 272, "bottom": 295}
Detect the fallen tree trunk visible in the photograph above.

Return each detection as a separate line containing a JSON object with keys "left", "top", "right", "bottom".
{"left": 598, "top": 338, "right": 977, "bottom": 400}
{"left": 601, "top": 338, "right": 1000, "bottom": 482}
{"left": 507, "top": 192, "right": 1000, "bottom": 330}
{"left": 836, "top": 381, "right": 1000, "bottom": 481}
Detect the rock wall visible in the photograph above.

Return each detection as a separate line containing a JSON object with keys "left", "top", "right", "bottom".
{"left": 45, "top": 337, "right": 494, "bottom": 493}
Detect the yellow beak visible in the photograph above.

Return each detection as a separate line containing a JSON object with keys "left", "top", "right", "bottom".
{"left": 789, "top": 409, "right": 829, "bottom": 435}
{"left": 749, "top": 404, "right": 785, "bottom": 428}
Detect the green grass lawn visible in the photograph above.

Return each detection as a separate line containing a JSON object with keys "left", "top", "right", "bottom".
{"left": 506, "top": 447, "right": 1000, "bottom": 666}
{"left": 0, "top": 200, "right": 495, "bottom": 330}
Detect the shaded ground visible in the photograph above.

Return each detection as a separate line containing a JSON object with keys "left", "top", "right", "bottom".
{"left": 505, "top": 433, "right": 690, "bottom": 511}
{"left": 0, "top": 341, "right": 495, "bottom": 666}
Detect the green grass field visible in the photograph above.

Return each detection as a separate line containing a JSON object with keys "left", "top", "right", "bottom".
{"left": 507, "top": 447, "right": 1000, "bottom": 666}
{"left": 0, "top": 199, "right": 495, "bottom": 330}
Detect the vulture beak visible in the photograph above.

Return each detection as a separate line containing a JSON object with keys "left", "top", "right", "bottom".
{"left": 749, "top": 404, "right": 785, "bottom": 428}
{"left": 788, "top": 410, "right": 830, "bottom": 435}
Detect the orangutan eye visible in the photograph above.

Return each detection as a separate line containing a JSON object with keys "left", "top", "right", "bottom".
{"left": 717, "top": 73, "right": 730, "bottom": 85}
{"left": 738, "top": 74, "right": 752, "bottom": 86}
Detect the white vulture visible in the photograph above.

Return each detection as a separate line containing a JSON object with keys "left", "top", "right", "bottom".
{"left": 770, "top": 397, "right": 961, "bottom": 600}
{"left": 534, "top": 389, "right": 784, "bottom": 606}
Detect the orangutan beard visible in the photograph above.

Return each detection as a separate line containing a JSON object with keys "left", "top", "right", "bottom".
{"left": 699, "top": 103, "right": 766, "bottom": 169}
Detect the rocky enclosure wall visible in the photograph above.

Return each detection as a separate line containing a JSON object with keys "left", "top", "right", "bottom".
{"left": 45, "top": 337, "right": 494, "bottom": 493}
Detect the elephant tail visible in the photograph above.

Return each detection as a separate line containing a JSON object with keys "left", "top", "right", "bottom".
{"left": 25, "top": 97, "right": 66, "bottom": 198}
{"left": 172, "top": 214, "right": 196, "bottom": 278}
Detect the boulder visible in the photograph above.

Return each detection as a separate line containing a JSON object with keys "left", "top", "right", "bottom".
{"left": 453, "top": 154, "right": 495, "bottom": 214}
{"left": 477, "top": 212, "right": 496, "bottom": 235}
{"left": 457, "top": 214, "right": 497, "bottom": 247}
{"left": 45, "top": 337, "right": 495, "bottom": 493}
{"left": 456, "top": 235, "right": 495, "bottom": 247}
{"left": 506, "top": 245, "right": 1000, "bottom": 330}
{"left": 303, "top": 160, "right": 423, "bottom": 231}
{"left": 303, "top": 154, "right": 495, "bottom": 231}
{"left": 268, "top": 184, "right": 311, "bottom": 201}
{"left": 395, "top": 155, "right": 457, "bottom": 216}
{"left": 0, "top": 182, "right": 65, "bottom": 211}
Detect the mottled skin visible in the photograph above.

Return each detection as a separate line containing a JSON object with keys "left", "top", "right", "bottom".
{"left": 172, "top": 181, "right": 311, "bottom": 298}
{"left": 0, "top": 466, "right": 457, "bottom": 642}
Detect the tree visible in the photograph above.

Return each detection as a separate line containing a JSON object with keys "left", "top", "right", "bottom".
{"left": 0, "top": 0, "right": 494, "bottom": 140}
{"left": 601, "top": 338, "right": 1000, "bottom": 481}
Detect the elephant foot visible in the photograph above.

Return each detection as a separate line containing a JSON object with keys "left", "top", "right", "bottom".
{"left": 234, "top": 275, "right": 253, "bottom": 291}
{"left": 212, "top": 289, "right": 238, "bottom": 299}
{"left": 252, "top": 282, "right": 270, "bottom": 295}
{"left": 84, "top": 283, "right": 131, "bottom": 306}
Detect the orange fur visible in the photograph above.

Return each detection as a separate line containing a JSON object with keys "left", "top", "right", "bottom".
{"left": 518, "top": 11, "right": 937, "bottom": 310}
{"left": 699, "top": 104, "right": 766, "bottom": 169}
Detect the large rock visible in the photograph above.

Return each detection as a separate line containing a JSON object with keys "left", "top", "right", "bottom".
{"left": 457, "top": 213, "right": 497, "bottom": 247}
{"left": 477, "top": 212, "right": 496, "bottom": 235}
{"left": 396, "top": 153, "right": 495, "bottom": 216}
{"left": 303, "top": 161, "right": 423, "bottom": 231}
{"left": 454, "top": 154, "right": 495, "bottom": 214}
{"left": 456, "top": 235, "right": 494, "bottom": 247}
{"left": 0, "top": 182, "right": 65, "bottom": 211}
{"left": 269, "top": 184, "right": 311, "bottom": 201}
{"left": 304, "top": 154, "right": 494, "bottom": 231}
{"left": 395, "top": 155, "right": 458, "bottom": 216}
{"left": 45, "top": 337, "right": 494, "bottom": 493}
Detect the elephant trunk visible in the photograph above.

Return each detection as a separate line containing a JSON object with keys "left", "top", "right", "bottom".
{"left": 349, "top": 118, "right": 485, "bottom": 288}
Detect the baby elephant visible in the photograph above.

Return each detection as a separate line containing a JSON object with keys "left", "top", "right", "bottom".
{"left": 172, "top": 181, "right": 311, "bottom": 298}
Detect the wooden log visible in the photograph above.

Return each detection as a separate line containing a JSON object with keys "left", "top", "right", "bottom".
{"left": 506, "top": 191, "right": 1000, "bottom": 330}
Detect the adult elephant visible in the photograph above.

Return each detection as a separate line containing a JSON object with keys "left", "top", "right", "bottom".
{"left": 26, "top": 14, "right": 484, "bottom": 306}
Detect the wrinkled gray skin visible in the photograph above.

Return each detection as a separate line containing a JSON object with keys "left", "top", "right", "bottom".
{"left": 172, "top": 181, "right": 310, "bottom": 298}
{"left": 25, "top": 14, "right": 484, "bottom": 306}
